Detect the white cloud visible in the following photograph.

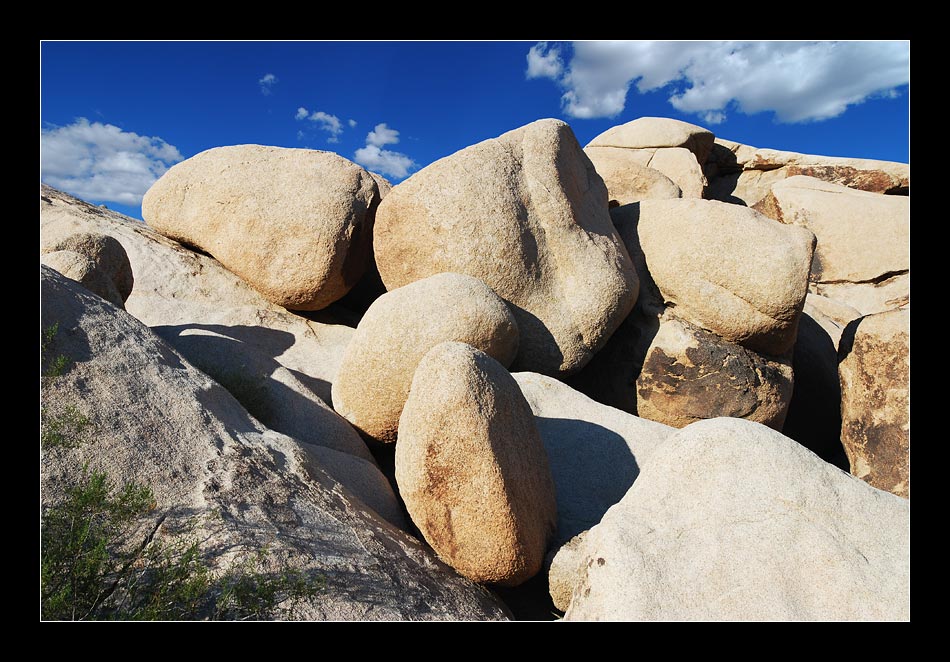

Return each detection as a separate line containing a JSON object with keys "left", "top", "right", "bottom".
{"left": 296, "top": 109, "right": 344, "bottom": 142}
{"left": 41, "top": 118, "right": 183, "bottom": 206}
{"left": 352, "top": 122, "right": 416, "bottom": 179}
{"left": 526, "top": 42, "right": 563, "bottom": 79}
{"left": 530, "top": 41, "right": 910, "bottom": 123}
{"left": 348, "top": 119, "right": 358, "bottom": 128}
{"left": 701, "top": 110, "right": 726, "bottom": 125}
{"left": 353, "top": 145, "right": 415, "bottom": 179}
{"left": 259, "top": 73, "right": 278, "bottom": 95}
{"left": 366, "top": 123, "right": 400, "bottom": 147}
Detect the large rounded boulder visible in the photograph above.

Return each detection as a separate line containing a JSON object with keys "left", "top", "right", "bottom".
{"left": 143, "top": 145, "right": 380, "bottom": 311}
{"left": 331, "top": 273, "right": 519, "bottom": 444}
{"left": 373, "top": 119, "right": 638, "bottom": 376}
{"left": 395, "top": 342, "right": 558, "bottom": 586}
{"left": 636, "top": 198, "right": 816, "bottom": 355}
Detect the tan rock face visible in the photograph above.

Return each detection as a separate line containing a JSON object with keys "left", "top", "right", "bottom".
{"left": 547, "top": 531, "right": 589, "bottom": 613}
{"left": 373, "top": 118, "right": 638, "bottom": 376}
{"left": 143, "top": 145, "right": 380, "bottom": 311}
{"left": 646, "top": 147, "right": 707, "bottom": 198}
{"left": 562, "top": 418, "right": 910, "bottom": 621}
{"left": 754, "top": 175, "right": 910, "bottom": 316}
{"left": 296, "top": 443, "right": 407, "bottom": 530}
{"left": 636, "top": 198, "right": 816, "bottom": 355}
{"left": 754, "top": 176, "right": 909, "bottom": 284}
{"left": 705, "top": 138, "right": 910, "bottom": 207}
{"left": 40, "top": 267, "right": 510, "bottom": 620}
{"left": 586, "top": 117, "right": 716, "bottom": 165}
{"left": 41, "top": 250, "right": 127, "bottom": 308}
{"left": 582, "top": 147, "right": 681, "bottom": 206}
{"left": 395, "top": 342, "right": 558, "bottom": 586}
{"left": 41, "top": 185, "right": 370, "bottom": 464}
{"left": 40, "top": 229, "right": 134, "bottom": 304}
{"left": 636, "top": 314, "right": 794, "bottom": 430}
{"left": 331, "top": 272, "right": 520, "bottom": 444}
{"left": 838, "top": 308, "right": 910, "bottom": 498}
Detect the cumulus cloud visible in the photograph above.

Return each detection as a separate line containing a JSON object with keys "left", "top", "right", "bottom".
{"left": 354, "top": 145, "right": 415, "bottom": 179}
{"left": 526, "top": 42, "right": 563, "bottom": 79}
{"left": 41, "top": 118, "right": 183, "bottom": 206}
{"left": 528, "top": 41, "right": 910, "bottom": 123}
{"left": 259, "top": 73, "right": 278, "bottom": 95}
{"left": 353, "top": 122, "right": 416, "bottom": 179}
{"left": 348, "top": 119, "right": 357, "bottom": 128}
{"left": 296, "top": 108, "right": 344, "bottom": 142}
{"left": 366, "top": 123, "right": 400, "bottom": 147}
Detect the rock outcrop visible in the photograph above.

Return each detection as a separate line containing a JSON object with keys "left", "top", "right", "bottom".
{"left": 331, "top": 273, "right": 520, "bottom": 444}
{"left": 395, "top": 342, "right": 558, "bottom": 586}
{"left": 754, "top": 175, "right": 909, "bottom": 315}
{"left": 559, "top": 418, "right": 910, "bottom": 621}
{"left": 838, "top": 308, "right": 910, "bottom": 498}
{"left": 41, "top": 185, "right": 369, "bottom": 463}
{"left": 40, "top": 267, "right": 510, "bottom": 620}
{"left": 636, "top": 313, "right": 793, "bottom": 430}
{"left": 40, "top": 230, "right": 133, "bottom": 308}
{"left": 585, "top": 117, "right": 715, "bottom": 201}
{"left": 636, "top": 198, "right": 816, "bottom": 355}
{"left": 373, "top": 118, "right": 638, "bottom": 376}
{"left": 142, "top": 145, "right": 381, "bottom": 311}
{"left": 705, "top": 138, "right": 909, "bottom": 207}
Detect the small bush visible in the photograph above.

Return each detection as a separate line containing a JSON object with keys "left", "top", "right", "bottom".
{"left": 41, "top": 322, "right": 72, "bottom": 383}
{"left": 41, "top": 404, "right": 92, "bottom": 449}
{"left": 41, "top": 468, "right": 325, "bottom": 620}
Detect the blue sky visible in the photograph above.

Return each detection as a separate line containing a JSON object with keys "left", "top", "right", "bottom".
{"left": 41, "top": 41, "right": 910, "bottom": 220}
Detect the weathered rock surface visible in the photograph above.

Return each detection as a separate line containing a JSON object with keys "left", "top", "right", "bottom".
{"left": 838, "top": 308, "right": 910, "bottom": 498}
{"left": 581, "top": 149, "right": 682, "bottom": 206}
{"left": 395, "top": 342, "right": 558, "bottom": 586}
{"left": 754, "top": 176, "right": 909, "bottom": 316}
{"left": 40, "top": 230, "right": 133, "bottom": 305}
{"left": 561, "top": 418, "right": 910, "bottom": 621}
{"left": 705, "top": 138, "right": 909, "bottom": 207}
{"left": 585, "top": 146, "right": 703, "bottom": 200}
{"left": 754, "top": 176, "right": 909, "bottom": 281}
{"left": 513, "top": 372, "right": 673, "bottom": 545}
{"left": 811, "top": 275, "right": 910, "bottom": 318}
{"left": 41, "top": 250, "right": 127, "bottom": 308}
{"left": 547, "top": 531, "right": 589, "bottom": 613}
{"left": 40, "top": 267, "right": 510, "bottom": 620}
{"left": 297, "top": 443, "right": 407, "bottom": 530}
{"left": 332, "top": 272, "right": 520, "bottom": 444}
{"left": 142, "top": 145, "right": 381, "bottom": 311}
{"left": 373, "top": 118, "right": 638, "bottom": 376}
{"left": 586, "top": 117, "right": 716, "bottom": 164}
{"left": 636, "top": 313, "right": 794, "bottom": 430}
{"left": 585, "top": 117, "right": 714, "bottom": 199}
{"left": 41, "top": 185, "right": 368, "bottom": 462}
{"left": 637, "top": 198, "right": 816, "bottom": 355}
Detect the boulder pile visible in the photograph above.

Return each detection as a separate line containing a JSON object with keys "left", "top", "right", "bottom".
{"left": 40, "top": 115, "right": 909, "bottom": 621}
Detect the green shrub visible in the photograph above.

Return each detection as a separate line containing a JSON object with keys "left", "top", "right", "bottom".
{"left": 41, "top": 468, "right": 325, "bottom": 621}
{"left": 41, "top": 322, "right": 72, "bottom": 383}
{"left": 40, "top": 404, "right": 92, "bottom": 449}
